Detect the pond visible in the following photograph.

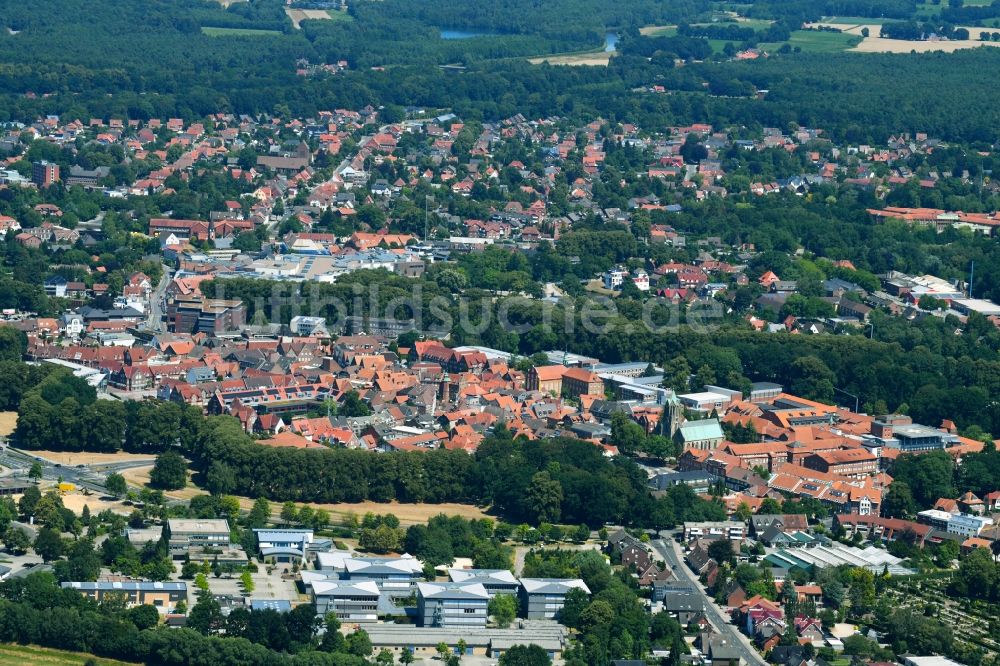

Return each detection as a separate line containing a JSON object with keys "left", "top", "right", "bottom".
{"left": 604, "top": 31, "right": 618, "bottom": 52}
{"left": 440, "top": 29, "right": 496, "bottom": 40}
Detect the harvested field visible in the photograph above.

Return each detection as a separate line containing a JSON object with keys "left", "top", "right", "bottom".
{"left": 529, "top": 51, "right": 613, "bottom": 66}
{"left": 808, "top": 22, "right": 1000, "bottom": 52}
{"left": 286, "top": 8, "right": 338, "bottom": 29}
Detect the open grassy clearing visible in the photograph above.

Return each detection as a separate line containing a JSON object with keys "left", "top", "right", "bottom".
{"left": 60, "top": 493, "right": 131, "bottom": 517}
{"left": 0, "top": 643, "right": 138, "bottom": 665}
{"left": 0, "top": 411, "right": 16, "bottom": 437}
{"left": 27, "top": 450, "right": 155, "bottom": 466}
{"left": 120, "top": 465, "right": 202, "bottom": 500}
{"left": 638, "top": 25, "right": 858, "bottom": 53}
{"left": 639, "top": 25, "right": 677, "bottom": 36}
{"left": 326, "top": 9, "right": 353, "bottom": 22}
{"left": 821, "top": 16, "right": 887, "bottom": 24}
{"left": 760, "top": 29, "right": 862, "bottom": 53}
{"left": 201, "top": 26, "right": 283, "bottom": 37}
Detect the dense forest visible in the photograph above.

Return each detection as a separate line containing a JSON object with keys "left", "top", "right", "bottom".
{"left": 2, "top": 0, "right": 1000, "bottom": 144}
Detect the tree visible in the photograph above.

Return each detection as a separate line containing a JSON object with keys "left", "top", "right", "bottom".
{"left": 127, "top": 604, "right": 161, "bottom": 630}
{"left": 187, "top": 594, "right": 223, "bottom": 635}
{"left": 498, "top": 644, "right": 552, "bottom": 666}
{"left": 18, "top": 484, "right": 41, "bottom": 517}
{"left": 149, "top": 450, "right": 187, "bottom": 490}
{"left": 205, "top": 462, "right": 236, "bottom": 495}
{"left": 951, "top": 547, "right": 997, "bottom": 600}
{"left": 3, "top": 526, "right": 30, "bottom": 554}
{"left": 246, "top": 497, "right": 271, "bottom": 529}
{"left": 882, "top": 481, "right": 916, "bottom": 519}
{"left": 28, "top": 461, "right": 43, "bottom": 482}
{"left": 105, "top": 472, "right": 127, "bottom": 498}
{"left": 359, "top": 524, "right": 402, "bottom": 554}
{"left": 759, "top": 498, "right": 782, "bottom": 515}
{"left": 56, "top": 537, "right": 101, "bottom": 581}
{"left": 708, "top": 539, "right": 735, "bottom": 566}
{"left": 526, "top": 472, "right": 563, "bottom": 523}
{"left": 489, "top": 593, "right": 518, "bottom": 628}
{"left": 400, "top": 648, "right": 415, "bottom": 664}
{"left": 33, "top": 526, "right": 64, "bottom": 562}
{"left": 559, "top": 587, "right": 589, "bottom": 629}
{"left": 280, "top": 502, "right": 298, "bottom": 524}
{"left": 934, "top": 539, "right": 959, "bottom": 568}
{"left": 240, "top": 570, "right": 255, "bottom": 594}
{"left": 345, "top": 629, "right": 373, "bottom": 657}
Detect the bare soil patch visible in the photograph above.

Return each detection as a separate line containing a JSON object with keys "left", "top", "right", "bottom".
{"left": 0, "top": 412, "right": 16, "bottom": 437}
{"left": 28, "top": 450, "right": 156, "bottom": 466}
{"left": 529, "top": 52, "right": 613, "bottom": 66}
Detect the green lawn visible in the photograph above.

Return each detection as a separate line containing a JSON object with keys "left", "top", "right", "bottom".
{"left": 642, "top": 25, "right": 677, "bottom": 37}
{"left": 201, "top": 26, "right": 283, "bottom": 37}
{"left": 0, "top": 644, "right": 139, "bottom": 665}
{"left": 821, "top": 16, "right": 884, "bottom": 25}
{"left": 760, "top": 29, "right": 862, "bottom": 53}
{"left": 326, "top": 9, "right": 353, "bottom": 22}
{"left": 689, "top": 18, "right": 774, "bottom": 30}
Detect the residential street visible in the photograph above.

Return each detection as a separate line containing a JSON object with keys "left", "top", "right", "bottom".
{"left": 650, "top": 536, "right": 768, "bottom": 666}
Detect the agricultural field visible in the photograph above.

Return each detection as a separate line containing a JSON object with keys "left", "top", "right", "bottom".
{"left": 200, "top": 26, "right": 283, "bottom": 37}
{"left": 285, "top": 8, "right": 350, "bottom": 29}
{"left": 760, "top": 29, "right": 863, "bottom": 53}
{"left": 810, "top": 21, "right": 1000, "bottom": 52}
{"left": 639, "top": 25, "right": 676, "bottom": 36}
{"left": 528, "top": 50, "right": 614, "bottom": 66}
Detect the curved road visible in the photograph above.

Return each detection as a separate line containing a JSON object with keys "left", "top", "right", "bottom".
{"left": 650, "top": 536, "right": 768, "bottom": 666}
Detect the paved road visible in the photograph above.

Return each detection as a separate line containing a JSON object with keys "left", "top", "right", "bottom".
{"left": 144, "top": 265, "right": 171, "bottom": 333}
{"left": 0, "top": 446, "right": 154, "bottom": 496}
{"left": 650, "top": 537, "right": 768, "bottom": 666}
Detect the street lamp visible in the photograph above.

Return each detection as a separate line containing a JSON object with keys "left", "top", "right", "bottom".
{"left": 834, "top": 386, "right": 860, "bottom": 413}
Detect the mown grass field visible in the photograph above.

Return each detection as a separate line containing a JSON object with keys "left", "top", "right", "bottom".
{"left": 639, "top": 25, "right": 860, "bottom": 53}
{"left": 0, "top": 644, "right": 138, "bottom": 665}
{"left": 201, "top": 26, "right": 283, "bottom": 36}
{"left": 760, "top": 29, "right": 863, "bottom": 53}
